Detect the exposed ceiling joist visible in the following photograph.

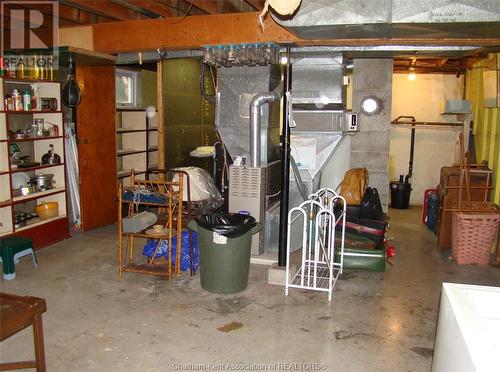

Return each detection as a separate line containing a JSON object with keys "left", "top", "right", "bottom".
{"left": 436, "top": 58, "right": 449, "bottom": 67}
{"left": 186, "top": 0, "right": 222, "bottom": 15}
{"left": 244, "top": 0, "right": 265, "bottom": 10}
{"left": 222, "top": 1, "right": 248, "bottom": 13}
{"left": 127, "top": 0, "right": 173, "bottom": 17}
{"left": 18, "top": 3, "right": 104, "bottom": 26}
{"left": 393, "top": 57, "right": 474, "bottom": 74}
{"left": 112, "top": 0, "right": 163, "bottom": 18}
{"left": 61, "top": 0, "right": 147, "bottom": 21}
{"left": 1, "top": 3, "right": 53, "bottom": 29}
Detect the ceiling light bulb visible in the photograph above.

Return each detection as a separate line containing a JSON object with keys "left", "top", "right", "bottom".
{"left": 280, "top": 55, "right": 288, "bottom": 65}
{"left": 408, "top": 72, "right": 416, "bottom": 81}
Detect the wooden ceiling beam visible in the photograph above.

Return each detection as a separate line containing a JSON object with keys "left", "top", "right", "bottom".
{"left": 39, "top": 3, "right": 103, "bottom": 25}
{"left": 1, "top": 3, "right": 53, "bottom": 30}
{"left": 156, "top": 0, "right": 206, "bottom": 16}
{"left": 127, "top": 0, "right": 173, "bottom": 17}
{"left": 222, "top": 1, "right": 246, "bottom": 13}
{"left": 58, "top": 4, "right": 96, "bottom": 24}
{"left": 61, "top": 0, "right": 147, "bottom": 21}
{"left": 244, "top": 0, "right": 265, "bottom": 10}
{"left": 436, "top": 58, "right": 449, "bottom": 67}
{"left": 89, "top": 11, "right": 500, "bottom": 53}
{"left": 112, "top": 0, "right": 165, "bottom": 18}
{"left": 466, "top": 57, "right": 483, "bottom": 68}
{"left": 92, "top": 11, "right": 293, "bottom": 52}
{"left": 186, "top": 0, "right": 222, "bottom": 15}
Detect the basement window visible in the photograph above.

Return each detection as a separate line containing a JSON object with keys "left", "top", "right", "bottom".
{"left": 116, "top": 69, "right": 138, "bottom": 108}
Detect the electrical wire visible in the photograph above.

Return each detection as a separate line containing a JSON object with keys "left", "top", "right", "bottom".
{"left": 267, "top": 190, "right": 281, "bottom": 198}
{"left": 168, "top": 0, "right": 194, "bottom": 24}
{"left": 214, "top": 141, "right": 229, "bottom": 192}
{"left": 200, "top": 61, "right": 216, "bottom": 104}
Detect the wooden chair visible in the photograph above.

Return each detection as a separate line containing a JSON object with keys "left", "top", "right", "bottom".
{"left": 117, "top": 172, "right": 183, "bottom": 281}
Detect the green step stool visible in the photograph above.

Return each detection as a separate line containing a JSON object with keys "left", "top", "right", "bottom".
{"left": 0, "top": 236, "right": 37, "bottom": 280}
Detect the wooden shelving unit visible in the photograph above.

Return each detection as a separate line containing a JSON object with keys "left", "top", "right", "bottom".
{"left": 0, "top": 76, "right": 69, "bottom": 247}
{"left": 116, "top": 109, "right": 158, "bottom": 185}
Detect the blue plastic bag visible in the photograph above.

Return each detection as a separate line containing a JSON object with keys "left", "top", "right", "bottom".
{"left": 142, "top": 231, "right": 198, "bottom": 272}
{"left": 123, "top": 189, "right": 166, "bottom": 204}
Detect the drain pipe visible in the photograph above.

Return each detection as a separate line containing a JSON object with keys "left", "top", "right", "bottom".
{"left": 250, "top": 89, "right": 282, "bottom": 167}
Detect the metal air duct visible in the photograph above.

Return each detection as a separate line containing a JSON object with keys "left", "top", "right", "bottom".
{"left": 250, "top": 89, "right": 282, "bottom": 167}
{"left": 272, "top": 0, "right": 500, "bottom": 40}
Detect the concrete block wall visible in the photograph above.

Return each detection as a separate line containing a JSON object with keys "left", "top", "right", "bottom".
{"left": 352, "top": 59, "right": 393, "bottom": 211}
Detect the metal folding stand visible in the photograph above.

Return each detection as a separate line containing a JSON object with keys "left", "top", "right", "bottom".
{"left": 285, "top": 189, "right": 346, "bottom": 301}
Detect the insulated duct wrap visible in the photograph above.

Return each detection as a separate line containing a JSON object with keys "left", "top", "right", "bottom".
{"left": 272, "top": 0, "right": 500, "bottom": 39}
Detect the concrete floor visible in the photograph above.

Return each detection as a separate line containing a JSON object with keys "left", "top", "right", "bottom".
{"left": 1, "top": 207, "right": 500, "bottom": 371}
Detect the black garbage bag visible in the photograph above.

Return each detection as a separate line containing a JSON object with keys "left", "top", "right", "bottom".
{"left": 195, "top": 213, "right": 256, "bottom": 238}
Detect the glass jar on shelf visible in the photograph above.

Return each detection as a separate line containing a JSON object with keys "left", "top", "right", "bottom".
{"left": 203, "top": 47, "right": 213, "bottom": 65}
{"left": 246, "top": 44, "right": 257, "bottom": 66}
{"left": 263, "top": 43, "right": 276, "bottom": 65}
{"left": 213, "top": 46, "right": 224, "bottom": 67}
{"left": 255, "top": 44, "right": 266, "bottom": 66}
{"left": 225, "top": 45, "right": 237, "bottom": 66}
{"left": 238, "top": 44, "right": 248, "bottom": 66}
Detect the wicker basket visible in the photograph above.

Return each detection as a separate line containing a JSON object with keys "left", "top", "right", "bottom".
{"left": 452, "top": 212, "right": 500, "bottom": 265}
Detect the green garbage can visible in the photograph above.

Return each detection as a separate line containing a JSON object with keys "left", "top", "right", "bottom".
{"left": 188, "top": 213, "right": 261, "bottom": 294}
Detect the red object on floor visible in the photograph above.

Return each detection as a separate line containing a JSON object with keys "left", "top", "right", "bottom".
{"left": 386, "top": 245, "right": 396, "bottom": 258}
{"left": 422, "top": 188, "right": 438, "bottom": 224}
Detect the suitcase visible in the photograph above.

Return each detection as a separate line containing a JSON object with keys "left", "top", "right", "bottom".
{"left": 422, "top": 188, "right": 438, "bottom": 233}
{"left": 339, "top": 247, "right": 386, "bottom": 272}
{"left": 335, "top": 231, "right": 377, "bottom": 250}
{"left": 334, "top": 206, "right": 387, "bottom": 271}
{"left": 336, "top": 206, "right": 387, "bottom": 245}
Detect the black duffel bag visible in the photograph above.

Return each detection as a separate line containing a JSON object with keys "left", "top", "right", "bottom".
{"left": 359, "top": 187, "right": 384, "bottom": 221}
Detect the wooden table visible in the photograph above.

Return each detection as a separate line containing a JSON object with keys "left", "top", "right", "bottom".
{"left": 0, "top": 293, "right": 47, "bottom": 371}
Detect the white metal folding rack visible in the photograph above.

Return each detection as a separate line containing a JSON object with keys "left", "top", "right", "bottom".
{"left": 285, "top": 188, "right": 346, "bottom": 301}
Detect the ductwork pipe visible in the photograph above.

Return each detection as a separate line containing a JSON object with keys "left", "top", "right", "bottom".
{"left": 250, "top": 89, "right": 282, "bottom": 167}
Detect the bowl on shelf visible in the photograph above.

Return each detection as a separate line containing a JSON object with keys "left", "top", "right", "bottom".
{"left": 35, "top": 202, "right": 59, "bottom": 220}
{"left": 12, "top": 185, "right": 37, "bottom": 197}
{"left": 12, "top": 172, "right": 30, "bottom": 189}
